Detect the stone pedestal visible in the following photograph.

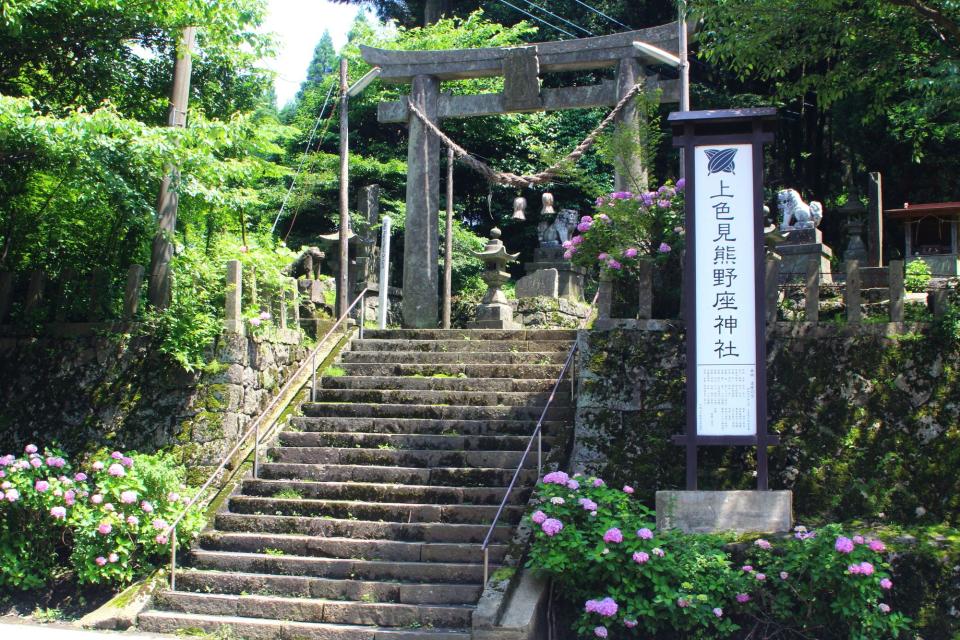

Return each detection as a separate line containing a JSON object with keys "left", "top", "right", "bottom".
{"left": 526, "top": 247, "right": 586, "bottom": 302}
{"left": 656, "top": 490, "right": 793, "bottom": 534}
{"left": 776, "top": 228, "right": 833, "bottom": 283}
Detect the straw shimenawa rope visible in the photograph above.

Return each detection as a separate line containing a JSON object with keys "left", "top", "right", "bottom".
{"left": 406, "top": 81, "right": 645, "bottom": 188}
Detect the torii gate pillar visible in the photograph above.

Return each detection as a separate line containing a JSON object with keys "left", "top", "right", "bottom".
{"left": 615, "top": 57, "right": 647, "bottom": 192}
{"left": 403, "top": 75, "right": 441, "bottom": 328}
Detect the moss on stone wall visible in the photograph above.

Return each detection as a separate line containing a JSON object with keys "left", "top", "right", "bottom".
{"left": 575, "top": 326, "right": 960, "bottom": 525}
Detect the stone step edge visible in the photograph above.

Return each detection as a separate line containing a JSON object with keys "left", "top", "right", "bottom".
{"left": 243, "top": 478, "right": 520, "bottom": 492}
{"left": 138, "top": 610, "right": 470, "bottom": 637}
{"left": 200, "top": 530, "right": 509, "bottom": 552}
{"left": 231, "top": 495, "right": 526, "bottom": 511}
{"left": 215, "top": 513, "right": 516, "bottom": 531}
{"left": 158, "top": 589, "right": 477, "bottom": 611}
{"left": 188, "top": 550, "right": 499, "bottom": 576}
{"left": 257, "top": 462, "right": 537, "bottom": 475}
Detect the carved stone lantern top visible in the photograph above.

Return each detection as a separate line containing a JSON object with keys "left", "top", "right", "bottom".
{"left": 472, "top": 227, "right": 520, "bottom": 266}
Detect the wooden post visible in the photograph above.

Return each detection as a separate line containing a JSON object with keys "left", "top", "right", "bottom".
{"left": 147, "top": 26, "right": 196, "bottom": 309}
{"left": 614, "top": 57, "right": 647, "bottom": 192}
{"left": 805, "top": 258, "right": 820, "bottom": 324}
{"left": 764, "top": 258, "right": 780, "bottom": 324}
{"left": 402, "top": 74, "right": 441, "bottom": 328}
{"left": 338, "top": 57, "right": 350, "bottom": 320}
{"left": 123, "top": 264, "right": 145, "bottom": 320}
{"left": 24, "top": 270, "right": 45, "bottom": 316}
{"left": 637, "top": 261, "right": 653, "bottom": 319}
{"left": 0, "top": 272, "right": 11, "bottom": 323}
{"left": 846, "top": 260, "right": 862, "bottom": 323}
{"left": 889, "top": 259, "right": 904, "bottom": 323}
{"left": 442, "top": 146, "right": 454, "bottom": 329}
{"left": 225, "top": 260, "right": 243, "bottom": 334}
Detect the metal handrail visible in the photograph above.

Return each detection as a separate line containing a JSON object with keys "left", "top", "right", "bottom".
{"left": 480, "top": 289, "right": 600, "bottom": 584}
{"left": 164, "top": 287, "right": 370, "bottom": 590}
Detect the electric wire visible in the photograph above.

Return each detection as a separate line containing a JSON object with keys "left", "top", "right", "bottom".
{"left": 270, "top": 77, "right": 338, "bottom": 235}
{"left": 283, "top": 104, "right": 340, "bottom": 243}
{"left": 491, "top": 0, "right": 576, "bottom": 38}
{"left": 518, "top": 0, "right": 594, "bottom": 36}
{"left": 570, "top": 0, "right": 633, "bottom": 30}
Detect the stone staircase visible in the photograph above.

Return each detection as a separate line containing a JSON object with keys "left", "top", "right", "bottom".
{"left": 139, "top": 329, "right": 576, "bottom": 640}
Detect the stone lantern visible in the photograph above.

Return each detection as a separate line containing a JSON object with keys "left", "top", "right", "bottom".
{"left": 468, "top": 227, "right": 520, "bottom": 329}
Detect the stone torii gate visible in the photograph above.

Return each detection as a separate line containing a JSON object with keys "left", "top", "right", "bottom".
{"left": 361, "top": 22, "right": 687, "bottom": 328}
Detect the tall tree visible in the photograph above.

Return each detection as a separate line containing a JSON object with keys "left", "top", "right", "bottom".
{"left": 305, "top": 31, "right": 337, "bottom": 87}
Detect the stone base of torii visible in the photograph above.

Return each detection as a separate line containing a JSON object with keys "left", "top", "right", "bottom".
{"left": 361, "top": 22, "right": 690, "bottom": 328}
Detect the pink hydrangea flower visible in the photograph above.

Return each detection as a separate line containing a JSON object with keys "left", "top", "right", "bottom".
{"left": 637, "top": 527, "right": 653, "bottom": 540}
{"left": 91, "top": 494, "right": 103, "bottom": 504}
{"left": 859, "top": 562, "right": 875, "bottom": 576}
{"left": 152, "top": 518, "right": 168, "bottom": 530}
{"left": 542, "top": 471, "right": 569, "bottom": 485}
{"left": 623, "top": 248, "right": 638, "bottom": 259}
{"left": 95, "top": 556, "right": 107, "bottom": 567}
{"left": 120, "top": 490, "right": 137, "bottom": 504}
{"left": 50, "top": 506, "right": 67, "bottom": 519}
{"left": 571, "top": 235, "right": 583, "bottom": 245}
{"left": 531, "top": 510, "right": 547, "bottom": 524}
{"left": 658, "top": 242, "right": 672, "bottom": 253}
{"left": 597, "top": 252, "right": 608, "bottom": 261}
{"left": 108, "top": 553, "right": 119, "bottom": 563}
{"left": 259, "top": 311, "right": 272, "bottom": 320}
{"left": 103, "top": 503, "right": 115, "bottom": 512}
{"left": 585, "top": 597, "right": 618, "bottom": 617}
{"left": 550, "top": 497, "right": 565, "bottom": 505}
{"left": 592, "top": 478, "right": 605, "bottom": 487}
{"left": 853, "top": 535, "right": 865, "bottom": 545}
{"left": 755, "top": 538, "right": 772, "bottom": 550}
{"left": 869, "top": 539, "right": 887, "bottom": 553}
{"left": 624, "top": 619, "right": 637, "bottom": 628}
{"left": 755, "top": 573, "right": 766, "bottom": 581}
{"left": 121, "top": 456, "right": 133, "bottom": 468}
{"left": 622, "top": 485, "right": 634, "bottom": 494}
{"left": 155, "top": 534, "right": 169, "bottom": 545}
{"left": 736, "top": 593, "right": 751, "bottom": 603}
{"left": 879, "top": 603, "right": 891, "bottom": 614}
{"left": 594, "top": 626, "right": 608, "bottom": 638}
{"left": 780, "top": 571, "right": 789, "bottom": 580}
{"left": 97, "top": 522, "right": 112, "bottom": 535}
{"left": 30, "top": 458, "right": 42, "bottom": 468}
{"left": 74, "top": 472, "right": 87, "bottom": 482}
{"left": 848, "top": 564, "right": 862, "bottom": 575}
{"left": 713, "top": 607, "right": 723, "bottom": 618}
{"left": 4, "top": 488, "right": 18, "bottom": 502}
{"left": 249, "top": 317, "right": 262, "bottom": 327}
{"left": 541, "top": 518, "right": 563, "bottom": 536}
{"left": 127, "top": 515, "right": 139, "bottom": 526}
{"left": 633, "top": 551, "right": 650, "bottom": 564}
{"left": 606, "top": 259, "right": 622, "bottom": 270}
{"left": 24, "top": 444, "right": 37, "bottom": 454}
{"left": 35, "top": 480, "right": 49, "bottom": 492}
{"left": 677, "top": 598, "right": 689, "bottom": 608}
{"left": 578, "top": 498, "right": 598, "bottom": 512}
{"left": 141, "top": 501, "right": 154, "bottom": 513}
{"left": 880, "top": 578, "right": 893, "bottom": 590}
{"left": 835, "top": 536, "right": 855, "bottom": 553}
{"left": 652, "top": 548, "right": 665, "bottom": 557}
{"left": 92, "top": 461, "right": 104, "bottom": 471}
{"left": 107, "top": 463, "right": 125, "bottom": 477}
{"left": 563, "top": 251, "right": 573, "bottom": 260}
{"left": 566, "top": 480, "right": 580, "bottom": 490}
{"left": 111, "top": 451, "right": 123, "bottom": 460}
{"left": 742, "top": 565, "right": 754, "bottom": 573}
{"left": 562, "top": 240, "right": 572, "bottom": 249}
{"left": 602, "top": 528, "right": 623, "bottom": 544}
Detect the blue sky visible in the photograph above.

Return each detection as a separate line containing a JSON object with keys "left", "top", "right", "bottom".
{"left": 262, "top": 0, "right": 365, "bottom": 106}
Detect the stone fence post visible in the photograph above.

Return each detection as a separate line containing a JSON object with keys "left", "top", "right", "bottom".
{"left": 637, "top": 262, "right": 653, "bottom": 320}
{"left": 804, "top": 257, "right": 819, "bottom": 324}
{"left": 225, "top": 260, "right": 243, "bottom": 334}
{"left": 0, "top": 272, "right": 13, "bottom": 323}
{"left": 888, "top": 260, "right": 904, "bottom": 323}
{"left": 596, "top": 276, "right": 613, "bottom": 320}
{"left": 845, "top": 261, "right": 861, "bottom": 324}
{"left": 764, "top": 258, "right": 780, "bottom": 324}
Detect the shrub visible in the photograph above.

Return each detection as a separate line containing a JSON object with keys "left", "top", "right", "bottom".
{"left": 0, "top": 445, "right": 205, "bottom": 589}
{"left": 526, "top": 472, "right": 910, "bottom": 639}
{"left": 904, "top": 259, "right": 932, "bottom": 293}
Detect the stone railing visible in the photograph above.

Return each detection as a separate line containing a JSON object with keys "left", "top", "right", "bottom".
{"left": 0, "top": 265, "right": 146, "bottom": 331}
{"left": 597, "top": 258, "right": 955, "bottom": 330}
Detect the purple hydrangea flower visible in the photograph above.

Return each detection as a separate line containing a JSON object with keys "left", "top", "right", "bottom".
{"left": 658, "top": 242, "right": 672, "bottom": 253}
{"left": 835, "top": 536, "right": 855, "bottom": 554}
{"left": 594, "top": 626, "right": 608, "bottom": 638}
{"left": 585, "top": 597, "right": 618, "bottom": 617}
{"left": 880, "top": 578, "right": 893, "bottom": 590}
{"left": 542, "top": 471, "right": 570, "bottom": 485}
{"left": 602, "top": 528, "right": 623, "bottom": 544}
{"left": 566, "top": 479, "right": 580, "bottom": 490}
{"left": 736, "top": 593, "right": 751, "bottom": 603}
{"left": 578, "top": 498, "right": 598, "bottom": 512}
{"left": 676, "top": 178, "right": 686, "bottom": 191}
{"left": 637, "top": 527, "right": 653, "bottom": 540}
{"left": 633, "top": 551, "right": 650, "bottom": 564}
{"left": 623, "top": 248, "right": 638, "bottom": 258}
{"left": 531, "top": 510, "right": 547, "bottom": 524}
{"left": 541, "top": 518, "right": 563, "bottom": 536}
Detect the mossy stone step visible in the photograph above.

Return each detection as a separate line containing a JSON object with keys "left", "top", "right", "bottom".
{"left": 311, "top": 388, "right": 570, "bottom": 408}
{"left": 174, "top": 570, "right": 484, "bottom": 605}
{"left": 212, "top": 513, "right": 515, "bottom": 544}
{"left": 154, "top": 591, "right": 476, "bottom": 628}
{"left": 339, "top": 362, "right": 566, "bottom": 379}
{"left": 257, "top": 463, "right": 536, "bottom": 487}
{"left": 288, "top": 416, "right": 565, "bottom": 437}
{"left": 242, "top": 478, "right": 525, "bottom": 505}
{"left": 301, "top": 402, "right": 572, "bottom": 421}
{"left": 228, "top": 495, "right": 524, "bottom": 525}
{"left": 341, "top": 350, "right": 570, "bottom": 365}
{"left": 197, "top": 531, "right": 508, "bottom": 564}
{"left": 278, "top": 431, "right": 554, "bottom": 453}
{"left": 138, "top": 610, "right": 471, "bottom": 640}
{"left": 189, "top": 550, "right": 496, "bottom": 584}
{"left": 361, "top": 328, "right": 576, "bottom": 341}
{"left": 350, "top": 339, "right": 572, "bottom": 353}
{"left": 267, "top": 446, "right": 533, "bottom": 469}
{"left": 321, "top": 376, "right": 562, "bottom": 393}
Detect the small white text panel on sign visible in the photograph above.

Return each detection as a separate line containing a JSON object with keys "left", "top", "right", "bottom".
{"left": 693, "top": 143, "right": 758, "bottom": 437}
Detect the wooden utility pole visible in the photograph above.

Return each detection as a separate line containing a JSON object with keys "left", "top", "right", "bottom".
{"left": 338, "top": 57, "right": 350, "bottom": 320}
{"left": 442, "top": 147, "right": 454, "bottom": 329}
{"left": 148, "top": 26, "right": 196, "bottom": 309}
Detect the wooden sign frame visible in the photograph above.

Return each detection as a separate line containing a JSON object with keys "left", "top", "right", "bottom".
{"left": 668, "top": 108, "right": 779, "bottom": 490}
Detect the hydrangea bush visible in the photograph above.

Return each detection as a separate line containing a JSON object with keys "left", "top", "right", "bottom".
{"left": 526, "top": 471, "right": 910, "bottom": 639}
{"left": 0, "top": 445, "right": 205, "bottom": 589}
{"left": 563, "top": 180, "right": 685, "bottom": 278}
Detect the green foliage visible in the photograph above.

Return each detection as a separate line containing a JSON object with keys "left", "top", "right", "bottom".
{"left": 904, "top": 259, "right": 932, "bottom": 293}
{"left": 322, "top": 366, "right": 347, "bottom": 378}
{"left": 527, "top": 474, "right": 909, "bottom": 639}
{"left": 0, "top": 444, "right": 204, "bottom": 589}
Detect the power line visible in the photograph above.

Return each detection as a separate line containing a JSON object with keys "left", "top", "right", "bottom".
{"left": 518, "top": 0, "right": 594, "bottom": 36}
{"left": 570, "top": 0, "right": 633, "bottom": 31}
{"left": 492, "top": 0, "right": 576, "bottom": 38}
{"left": 270, "top": 77, "right": 338, "bottom": 235}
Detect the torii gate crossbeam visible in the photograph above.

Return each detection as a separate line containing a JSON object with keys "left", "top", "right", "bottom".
{"left": 361, "top": 21, "right": 690, "bottom": 328}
